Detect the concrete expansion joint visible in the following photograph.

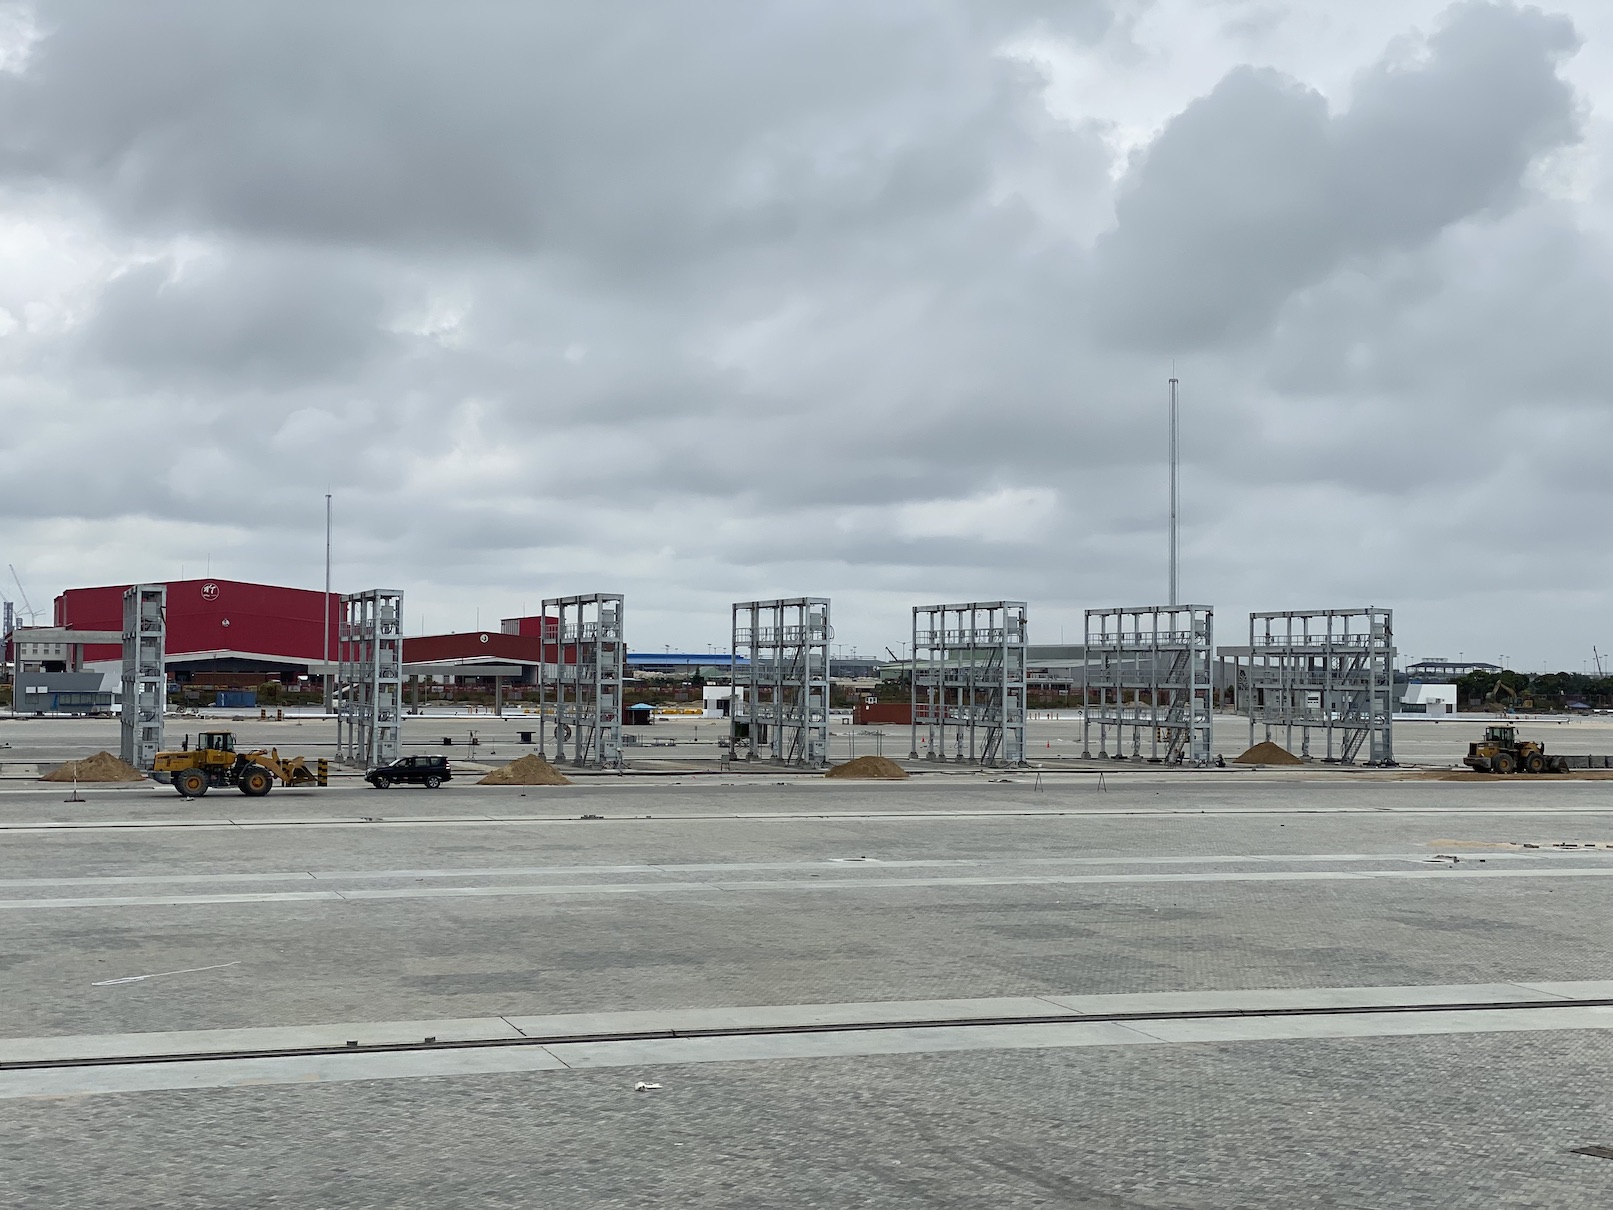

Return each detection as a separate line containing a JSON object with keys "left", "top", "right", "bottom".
{"left": 5, "top": 986, "right": 1613, "bottom": 1076}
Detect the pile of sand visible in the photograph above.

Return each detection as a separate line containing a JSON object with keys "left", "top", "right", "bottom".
{"left": 40, "top": 752, "right": 146, "bottom": 782}
{"left": 1233, "top": 741, "right": 1303, "bottom": 766}
{"left": 477, "top": 754, "right": 573, "bottom": 786}
{"left": 825, "top": 755, "right": 909, "bottom": 780}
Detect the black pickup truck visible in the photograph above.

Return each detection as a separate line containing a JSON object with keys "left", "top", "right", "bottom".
{"left": 365, "top": 755, "right": 452, "bottom": 789}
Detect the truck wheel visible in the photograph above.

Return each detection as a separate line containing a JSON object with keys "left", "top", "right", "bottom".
{"left": 240, "top": 767, "right": 273, "bottom": 796}
{"left": 174, "top": 769, "right": 208, "bottom": 798}
{"left": 423, "top": 775, "right": 442, "bottom": 789}
{"left": 1524, "top": 752, "right": 1546, "bottom": 775}
{"left": 1492, "top": 752, "right": 1516, "bottom": 775}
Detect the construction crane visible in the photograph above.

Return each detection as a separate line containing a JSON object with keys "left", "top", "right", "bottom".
{"left": 7, "top": 566, "right": 41, "bottom": 625}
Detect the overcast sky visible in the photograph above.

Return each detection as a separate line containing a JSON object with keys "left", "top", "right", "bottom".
{"left": 1, "top": 1, "right": 1608, "bottom": 669}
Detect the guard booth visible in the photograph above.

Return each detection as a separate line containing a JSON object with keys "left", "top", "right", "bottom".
{"left": 625, "top": 703, "right": 655, "bottom": 727}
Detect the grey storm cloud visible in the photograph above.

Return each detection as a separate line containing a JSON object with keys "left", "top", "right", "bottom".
{"left": 1091, "top": 1, "right": 1581, "bottom": 348}
{"left": 77, "top": 251, "right": 397, "bottom": 385}
{"left": 0, "top": 0, "right": 1607, "bottom": 667}
{"left": 0, "top": 1, "right": 1108, "bottom": 267}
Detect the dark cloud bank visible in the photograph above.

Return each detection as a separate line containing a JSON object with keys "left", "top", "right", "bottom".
{"left": 0, "top": 0, "right": 1605, "bottom": 664}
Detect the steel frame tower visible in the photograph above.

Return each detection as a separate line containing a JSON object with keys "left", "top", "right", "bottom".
{"left": 539, "top": 593, "right": 624, "bottom": 769}
{"left": 1245, "top": 608, "right": 1394, "bottom": 765}
{"left": 909, "top": 601, "right": 1027, "bottom": 767}
{"left": 119, "top": 584, "right": 166, "bottom": 769}
{"left": 730, "top": 598, "right": 830, "bottom": 767}
{"left": 337, "top": 589, "right": 403, "bottom": 768}
{"left": 1081, "top": 604, "right": 1213, "bottom": 765}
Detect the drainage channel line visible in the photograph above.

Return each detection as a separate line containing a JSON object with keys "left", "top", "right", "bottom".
{"left": 9, "top": 996, "right": 1611, "bottom": 1074}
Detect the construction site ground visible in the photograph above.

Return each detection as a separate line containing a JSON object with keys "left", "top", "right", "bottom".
{"left": 4, "top": 718, "right": 1613, "bottom": 1208}
{"left": 6, "top": 711, "right": 1613, "bottom": 780}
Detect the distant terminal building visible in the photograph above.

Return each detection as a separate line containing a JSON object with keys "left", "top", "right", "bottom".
{"left": 622, "top": 652, "right": 736, "bottom": 679}
{"left": 1406, "top": 658, "right": 1501, "bottom": 681}
{"left": 506, "top": 615, "right": 740, "bottom": 682}
{"left": 406, "top": 621, "right": 745, "bottom": 695}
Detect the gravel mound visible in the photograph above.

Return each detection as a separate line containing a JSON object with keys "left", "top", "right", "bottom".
{"left": 825, "top": 755, "right": 909, "bottom": 780}
{"left": 477, "top": 754, "right": 574, "bottom": 786}
{"left": 1233, "top": 741, "right": 1303, "bottom": 766}
{"left": 40, "top": 752, "right": 146, "bottom": 782}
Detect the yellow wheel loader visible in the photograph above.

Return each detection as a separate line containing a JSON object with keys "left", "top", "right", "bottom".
{"left": 1463, "top": 724, "right": 1568, "bottom": 775}
{"left": 153, "top": 731, "right": 329, "bottom": 798}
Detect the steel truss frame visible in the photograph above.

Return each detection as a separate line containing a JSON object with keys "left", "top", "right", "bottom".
{"left": 909, "top": 601, "right": 1028, "bottom": 767}
{"left": 1082, "top": 604, "right": 1213, "bottom": 765}
{"left": 539, "top": 593, "right": 624, "bottom": 769}
{"left": 730, "top": 598, "right": 830, "bottom": 767}
{"left": 119, "top": 584, "right": 166, "bottom": 769}
{"left": 1244, "top": 607, "right": 1394, "bottom": 765}
{"left": 337, "top": 589, "right": 403, "bottom": 768}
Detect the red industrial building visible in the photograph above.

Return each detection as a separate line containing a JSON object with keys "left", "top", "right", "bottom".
{"left": 405, "top": 617, "right": 573, "bottom": 685}
{"left": 22, "top": 585, "right": 634, "bottom": 697}
{"left": 403, "top": 630, "right": 538, "bottom": 665}
{"left": 55, "top": 579, "right": 338, "bottom": 684}
{"left": 500, "top": 615, "right": 560, "bottom": 640}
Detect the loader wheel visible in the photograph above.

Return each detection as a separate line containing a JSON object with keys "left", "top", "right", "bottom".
{"left": 239, "top": 767, "right": 273, "bottom": 796}
{"left": 174, "top": 769, "right": 209, "bottom": 798}
{"left": 1524, "top": 752, "right": 1546, "bottom": 775}
{"left": 423, "top": 775, "right": 442, "bottom": 789}
{"left": 1492, "top": 752, "right": 1516, "bottom": 775}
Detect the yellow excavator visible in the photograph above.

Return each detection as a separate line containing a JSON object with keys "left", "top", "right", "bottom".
{"left": 153, "top": 731, "right": 329, "bottom": 798}
{"left": 1484, "top": 680, "right": 1523, "bottom": 712}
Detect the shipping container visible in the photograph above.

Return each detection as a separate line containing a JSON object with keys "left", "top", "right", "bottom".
{"left": 854, "top": 702, "right": 913, "bottom": 725}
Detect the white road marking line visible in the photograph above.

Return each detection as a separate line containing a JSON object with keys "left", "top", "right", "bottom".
{"left": 90, "top": 961, "right": 241, "bottom": 987}
{"left": 0, "top": 850, "right": 1588, "bottom": 892}
{"left": 2, "top": 863, "right": 1612, "bottom": 911}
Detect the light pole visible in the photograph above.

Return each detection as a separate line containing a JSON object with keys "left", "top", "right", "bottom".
{"left": 1168, "top": 373, "right": 1179, "bottom": 606}
{"left": 323, "top": 493, "right": 332, "bottom": 714}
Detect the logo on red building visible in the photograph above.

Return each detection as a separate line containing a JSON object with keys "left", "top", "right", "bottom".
{"left": 201, "top": 583, "right": 220, "bottom": 601}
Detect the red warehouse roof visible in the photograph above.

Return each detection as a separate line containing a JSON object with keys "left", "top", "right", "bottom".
{"left": 55, "top": 579, "right": 339, "bottom": 665}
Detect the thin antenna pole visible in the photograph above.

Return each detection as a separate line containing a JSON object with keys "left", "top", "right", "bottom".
{"left": 323, "top": 493, "right": 332, "bottom": 713}
{"left": 1168, "top": 374, "right": 1179, "bottom": 606}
